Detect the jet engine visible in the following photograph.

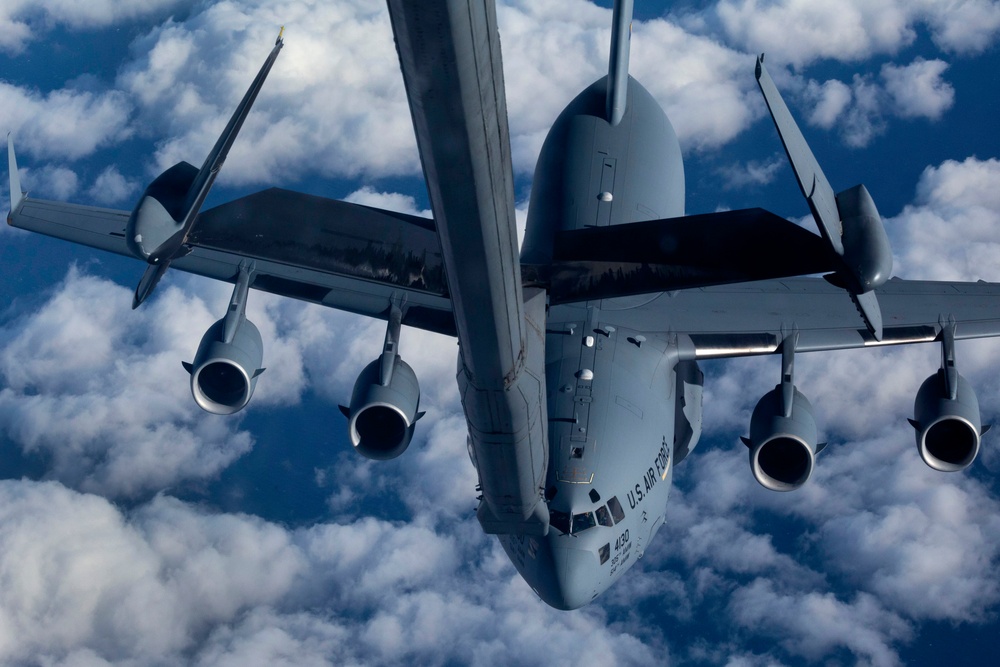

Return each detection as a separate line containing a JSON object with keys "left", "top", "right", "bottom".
{"left": 184, "top": 263, "right": 264, "bottom": 415}
{"left": 339, "top": 304, "right": 423, "bottom": 460}
{"left": 743, "top": 383, "right": 822, "bottom": 492}
{"left": 342, "top": 355, "right": 422, "bottom": 460}
{"left": 910, "top": 369, "right": 985, "bottom": 472}
{"left": 186, "top": 317, "right": 264, "bottom": 414}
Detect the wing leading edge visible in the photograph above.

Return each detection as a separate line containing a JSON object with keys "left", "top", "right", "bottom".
{"left": 605, "top": 277, "right": 1000, "bottom": 358}
{"left": 8, "top": 185, "right": 456, "bottom": 337}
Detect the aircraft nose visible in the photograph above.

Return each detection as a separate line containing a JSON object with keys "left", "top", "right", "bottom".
{"left": 535, "top": 544, "right": 599, "bottom": 610}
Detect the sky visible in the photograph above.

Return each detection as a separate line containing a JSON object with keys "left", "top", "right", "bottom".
{"left": 1, "top": 0, "right": 1000, "bottom": 665}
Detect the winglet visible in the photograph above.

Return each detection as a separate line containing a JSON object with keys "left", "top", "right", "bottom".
{"left": 757, "top": 55, "right": 886, "bottom": 341}
{"left": 755, "top": 55, "right": 843, "bottom": 256}
{"left": 7, "top": 133, "right": 24, "bottom": 219}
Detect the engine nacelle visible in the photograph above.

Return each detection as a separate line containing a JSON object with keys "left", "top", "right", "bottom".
{"left": 344, "top": 355, "right": 421, "bottom": 460}
{"left": 744, "top": 384, "right": 820, "bottom": 492}
{"left": 186, "top": 317, "right": 264, "bottom": 415}
{"left": 911, "top": 369, "right": 983, "bottom": 472}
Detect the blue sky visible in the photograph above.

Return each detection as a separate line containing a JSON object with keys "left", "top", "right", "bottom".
{"left": 2, "top": 0, "right": 1000, "bottom": 665}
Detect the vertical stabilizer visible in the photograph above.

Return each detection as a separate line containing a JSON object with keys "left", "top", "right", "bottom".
{"left": 7, "top": 134, "right": 24, "bottom": 216}
{"left": 606, "top": 0, "right": 633, "bottom": 126}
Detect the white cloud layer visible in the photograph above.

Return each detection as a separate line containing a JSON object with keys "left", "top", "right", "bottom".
{"left": 704, "top": 0, "right": 1000, "bottom": 68}
{"left": 2, "top": 2, "right": 1000, "bottom": 666}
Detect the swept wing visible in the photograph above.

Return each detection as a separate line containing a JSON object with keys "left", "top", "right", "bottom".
{"left": 9, "top": 186, "right": 455, "bottom": 336}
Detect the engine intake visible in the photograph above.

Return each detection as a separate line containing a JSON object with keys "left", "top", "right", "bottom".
{"left": 343, "top": 355, "right": 421, "bottom": 460}
{"left": 743, "top": 383, "right": 821, "bottom": 492}
{"left": 186, "top": 317, "right": 264, "bottom": 415}
{"left": 911, "top": 369, "right": 984, "bottom": 472}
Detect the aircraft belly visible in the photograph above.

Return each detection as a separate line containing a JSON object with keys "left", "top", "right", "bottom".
{"left": 513, "top": 307, "right": 678, "bottom": 606}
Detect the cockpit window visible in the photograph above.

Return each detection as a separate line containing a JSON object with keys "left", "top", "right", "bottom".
{"left": 550, "top": 509, "right": 571, "bottom": 534}
{"left": 571, "top": 511, "right": 596, "bottom": 534}
{"left": 607, "top": 496, "right": 626, "bottom": 524}
{"left": 596, "top": 505, "right": 614, "bottom": 527}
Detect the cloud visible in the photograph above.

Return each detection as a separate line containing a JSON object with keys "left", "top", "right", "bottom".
{"left": 729, "top": 582, "right": 912, "bottom": 667}
{"left": 343, "top": 186, "right": 431, "bottom": 218}
{"left": 717, "top": 155, "right": 786, "bottom": 188}
{"left": 87, "top": 165, "right": 140, "bottom": 204}
{"left": 3, "top": 2, "right": 1000, "bottom": 666}
{"left": 700, "top": 0, "right": 1000, "bottom": 69}
{"left": 0, "top": 82, "right": 132, "bottom": 160}
{"left": 0, "top": 0, "right": 187, "bottom": 54}
{"left": 791, "top": 58, "right": 955, "bottom": 147}
{"left": 117, "top": 1, "right": 419, "bottom": 184}
{"left": 16, "top": 164, "right": 79, "bottom": 200}
{"left": 804, "top": 78, "right": 854, "bottom": 128}
{"left": 0, "top": 270, "right": 254, "bottom": 497}
{"left": 0, "top": 479, "right": 665, "bottom": 666}
{"left": 889, "top": 156, "right": 1000, "bottom": 281}
{"left": 881, "top": 58, "right": 954, "bottom": 119}
{"left": 104, "top": 0, "right": 773, "bottom": 186}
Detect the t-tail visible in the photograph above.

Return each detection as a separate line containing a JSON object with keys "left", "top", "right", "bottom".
{"left": 129, "top": 28, "right": 285, "bottom": 308}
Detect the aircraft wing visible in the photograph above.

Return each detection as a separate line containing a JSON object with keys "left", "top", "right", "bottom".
{"left": 605, "top": 277, "right": 1000, "bottom": 357}
{"left": 8, "top": 188, "right": 456, "bottom": 336}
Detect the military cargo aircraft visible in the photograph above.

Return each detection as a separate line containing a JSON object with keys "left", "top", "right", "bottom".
{"left": 7, "top": 0, "right": 1000, "bottom": 610}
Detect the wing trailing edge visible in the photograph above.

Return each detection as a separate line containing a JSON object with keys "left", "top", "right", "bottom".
{"left": 523, "top": 208, "right": 838, "bottom": 304}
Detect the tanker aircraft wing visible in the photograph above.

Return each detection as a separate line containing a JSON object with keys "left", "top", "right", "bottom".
{"left": 9, "top": 166, "right": 456, "bottom": 337}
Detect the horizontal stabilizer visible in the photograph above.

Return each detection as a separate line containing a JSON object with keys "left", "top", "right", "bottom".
{"left": 525, "top": 208, "right": 838, "bottom": 304}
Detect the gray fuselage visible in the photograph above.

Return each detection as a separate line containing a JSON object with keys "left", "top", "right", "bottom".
{"left": 498, "top": 77, "right": 703, "bottom": 609}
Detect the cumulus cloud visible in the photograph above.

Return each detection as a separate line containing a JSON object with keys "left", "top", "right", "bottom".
{"left": 117, "top": 1, "right": 419, "bottom": 184}
{"left": 717, "top": 155, "right": 786, "bottom": 188}
{"left": 344, "top": 186, "right": 431, "bottom": 218}
{"left": 0, "top": 0, "right": 187, "bottom": 53}
{"left": 889, "top": 157, "right": 1000, "bottom": 281}
{"left": 0, "top": 480, "right": 665, "bottom": 666}
{"left": 881, "top": 58, "right": 955, "bottom": 119}
{"left": 0, "top": 82, "right": 132, "bottom": 160}
{"left": 16, "top": 164, "right": 79, "bottom": 200}
{"left": 3, "top": 2, "right": 1000, "bottom": 666}
{"left": 793, "top": 58, "right": 955, "bottom": 147}
{"left": 0, "top": 270, "right": 255, "bottom": 497}
{"left": 87, "top": 165, "right": 140, "bottom": 205}
{"left": 700, "top": 0, "right": 1000, "bottom": 68}
{"left": 100, "top": 0, "right": 772, "bottom": 186}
